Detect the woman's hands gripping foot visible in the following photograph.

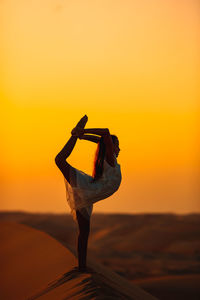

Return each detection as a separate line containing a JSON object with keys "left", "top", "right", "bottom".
{"left": 71, "top": 115, "right": 88, "bottom": 137}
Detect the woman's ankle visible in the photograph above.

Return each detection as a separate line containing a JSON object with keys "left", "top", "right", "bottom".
{"left": 78, "top": 265, "right": 87, "bottom": 271}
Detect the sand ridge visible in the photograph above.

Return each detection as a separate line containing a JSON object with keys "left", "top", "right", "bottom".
{"left": 0, "top": 221, "right": 157, "bottom": 300}
{"left": 1, "top": 211, "right": 199, "bottom": 299}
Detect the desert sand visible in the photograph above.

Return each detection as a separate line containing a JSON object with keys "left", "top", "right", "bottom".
{"left": 1, "top": 211, "right": 200, "bottom": 299}
{"left": 0, "top": 221, "right": 157, "bottom": 300}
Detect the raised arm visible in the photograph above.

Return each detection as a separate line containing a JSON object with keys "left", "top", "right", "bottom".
{"left": 83, "top": 128, "right": 110, "bottom": 136}
{"left": 83, "top": 128, "right": 116, "bottom": 166}
{"left": 79, "top": 134, "right": 100, "bottom": 143}
{"left": 71, "top": 128, "right": 108, "bottom": 143}
{"left": 71, "top": 126, "right": 116, "bottom": 166}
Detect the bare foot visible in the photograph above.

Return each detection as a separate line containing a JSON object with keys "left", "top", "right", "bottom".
{"left": 75, "top": 115, "right": 88, "bottom": 129}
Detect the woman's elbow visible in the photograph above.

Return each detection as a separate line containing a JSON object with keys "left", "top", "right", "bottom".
{"left": 105, "top": 128, "right": 110, "bottom": 135}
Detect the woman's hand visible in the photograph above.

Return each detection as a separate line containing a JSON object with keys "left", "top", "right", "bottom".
{"left": 71, "top": 115, "right": 88, "bottom": 137}
{"left": 71, "top": 127, "right": 84, "bottom": 137}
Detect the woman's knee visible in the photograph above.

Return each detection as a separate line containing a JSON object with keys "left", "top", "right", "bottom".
{"left": 55, "top": 158, "right": 71, "bottom": 183}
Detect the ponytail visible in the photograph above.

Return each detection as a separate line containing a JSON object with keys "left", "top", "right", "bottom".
{"left": 92, "top": 135, "right": 118, "bottom": 181}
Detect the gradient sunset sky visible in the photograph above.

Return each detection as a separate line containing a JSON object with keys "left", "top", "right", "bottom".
{"left": 1, "top": 0, "right": 199, "bottom": 214}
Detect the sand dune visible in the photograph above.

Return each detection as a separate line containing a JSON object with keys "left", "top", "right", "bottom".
{"left": 1, "top": 211, "right": 200, "bottom": 299}
{"left": 0, "top": 221, "right": 157, "bottom": 300}
{"left": 134, "top": 274, "right": 200, "bottom": 300}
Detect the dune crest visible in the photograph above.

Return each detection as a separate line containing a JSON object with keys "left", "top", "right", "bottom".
{"left": 0, "top": 221, "right": 157, "bottom": 299}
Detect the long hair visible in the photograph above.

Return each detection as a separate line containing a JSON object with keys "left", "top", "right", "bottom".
{"left": 92, "top": 135, "right": 118, "bottom": 182}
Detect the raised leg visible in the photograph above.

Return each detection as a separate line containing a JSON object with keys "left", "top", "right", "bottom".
{"left": 56, "top": 115, "right": 88, "bottom": 161}
{"left": 55, "top": 115, "right": 88, "bottom": 183}
{"left": 75, "top": 114, "right": 88, "bottom": 129}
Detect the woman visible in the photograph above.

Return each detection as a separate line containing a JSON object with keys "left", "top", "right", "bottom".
{"left": 55, "top": 115, "right": 121, "bottom": 271}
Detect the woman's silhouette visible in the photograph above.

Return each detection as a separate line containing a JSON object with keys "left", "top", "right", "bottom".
{"left": 55, "top": 115, "right": 121, "bottom": 271}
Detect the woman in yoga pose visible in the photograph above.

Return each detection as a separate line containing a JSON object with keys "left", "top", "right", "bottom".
{"left": 55, "top": 115, "right": 121, "bottom": 271}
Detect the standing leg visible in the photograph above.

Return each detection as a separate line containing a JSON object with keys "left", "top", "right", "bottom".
{"left": 76, "top": 210, "right": 90, "bottom": 270}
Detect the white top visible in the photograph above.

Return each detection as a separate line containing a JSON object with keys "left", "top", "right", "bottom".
{"left": 64, "top": 157, "right": 122, "bottom": 220}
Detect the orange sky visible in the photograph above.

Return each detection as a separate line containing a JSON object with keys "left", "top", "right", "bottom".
{"left": 1, "top": 0, "right": 199, "bottom": 214}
